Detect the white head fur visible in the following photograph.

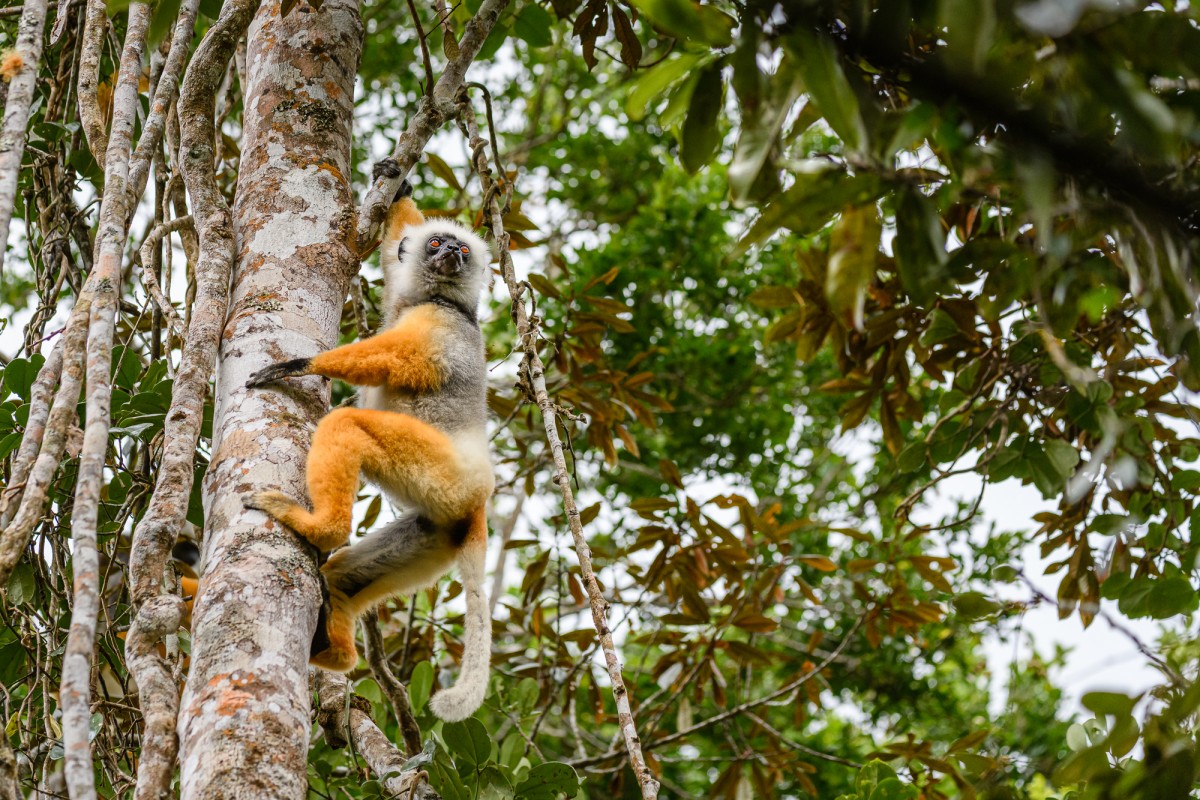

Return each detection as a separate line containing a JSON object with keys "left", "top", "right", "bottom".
{"left": 382, "top": 218, "right": 491, "bottom": 324}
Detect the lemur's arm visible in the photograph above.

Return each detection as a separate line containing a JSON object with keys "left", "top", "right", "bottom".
{"left": 246, "top": 171, "right": 440, "bottom": 393}
{"left": 245, "top": 318, "right": 445, "bottom": 392}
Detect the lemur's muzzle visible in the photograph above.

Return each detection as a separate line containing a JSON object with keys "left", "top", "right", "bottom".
{"left": 432, "top": 246, "right": 463, "bottom": 275}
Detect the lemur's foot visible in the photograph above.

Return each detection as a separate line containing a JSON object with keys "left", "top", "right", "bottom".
{"left": 310, "top": 601, "right": 358, "bottom": 672}
{"left": 244, "top": 490, "right": 300, "bottom": 519}
{"left": 245, "top": 358, "right": 311, "bottom": 389}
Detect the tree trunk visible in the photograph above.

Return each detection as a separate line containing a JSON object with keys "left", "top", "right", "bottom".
{"left": 177, "top": 2, "right": 363, "bottom": 797}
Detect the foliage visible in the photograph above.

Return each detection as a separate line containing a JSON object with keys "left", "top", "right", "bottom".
{"left": 2, "top": 0, "right": 1200, "bottom": 798}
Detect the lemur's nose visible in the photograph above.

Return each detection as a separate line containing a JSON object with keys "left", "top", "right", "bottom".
{"left": 433, "top": 243, "right": 463, "bottom": 274}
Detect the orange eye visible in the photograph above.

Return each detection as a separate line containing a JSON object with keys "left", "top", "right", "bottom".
{"left": 429, "top": 237, "right": 441, "bottom": 248}
{"left": 460, "top": 245, "right": 471, "bottom": 255}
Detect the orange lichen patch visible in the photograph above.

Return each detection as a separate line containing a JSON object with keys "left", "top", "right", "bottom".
{"left": 316, "top": 162, "right": 344, "bottom": 182}
{"left": 0, "top": 49, "right": 24, "bottom": 81}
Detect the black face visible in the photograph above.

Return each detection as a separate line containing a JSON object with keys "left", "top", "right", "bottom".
{"left": 426, "top": 234, "right": 472, "bottom": 276}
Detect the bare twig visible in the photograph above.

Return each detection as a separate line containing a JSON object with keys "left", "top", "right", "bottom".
{"left": 404, "top": 0, "right": 435, "bottom": 97}
{"left": 0, "top": 0, "right": 49, "bottom": 278}
{"left": 458, "top": 95, "right": 660, "bottom": 800}
{"left": 134, "top": 215, "right": 193, "bottom": 341}
{"left": 363, "top": 611, "right": 423, "bottom": 756}
{"left": 488, "top": 492, "right": 524, "bottom": 613}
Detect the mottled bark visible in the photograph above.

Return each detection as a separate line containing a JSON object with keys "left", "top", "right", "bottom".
{"left": 459, "top": 102, "right": 660, "bottom": 799}
{"left": 124, "top": 2, "right": 251, "bottom": 793}
{"left": 0, "top": 0, "right": 48, "bottom": 277}
{"left": 177, "top": 1, "right": 362, "bottom": 797}
{"left": 63, "top": 5, "right": 150, "bottom": 799}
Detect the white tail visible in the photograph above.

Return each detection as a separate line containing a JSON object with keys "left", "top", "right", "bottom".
{"left": 428, "top": 531, "right": 491, "bottom": 721}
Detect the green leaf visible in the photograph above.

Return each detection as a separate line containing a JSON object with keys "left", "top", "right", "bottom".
{"left": 825, "top": 204, "right": 881, "bottom": 331}
{"left": 442, "top": 718, "right": 492, "bottom": 767}
{"left": 735, "top": 170, "right": 884, "bottom": 257}
{"left": 954, "top": 591, "right": 1000, "bottom": 619}
{"left": 1081, "top": 691, "right": 1136, "bottom": 717}
{"left": 409, "top": 661, "right": 433, "bottom": 714}
{"left": 1146, "top": 576, "right": 1197, "bottom": 618}
{"left": 627, "top": 0, "right": 734, "bottom": 47}
{"left": 147, "top": 0, "right": 183, "bottom": 46}
{"left": 789, "top": 30, "right": 867, "bottom": 152}
{"left": 625, "top": 53, "right": 704, "bottom": 121}
{"left": 514, "top": 762, "right": 580, "bottom": 799}
{"left": 856, "top": 760, "right": 898, "bottom": 794}
{"left": 869, "top": 778, "right": 919, "bottom": 800}
{"left": 680, "top": 63, "right": 724, "bottom": 174}
{"left": 1044, "top": 440, "right": 1080, "bottom": 479}
{"left": 6, "top": 562, "right": 35, "bottom": 606}
{"left": 893, "top": 188, "right": 947, "bottom": 307}
{"left": 513, "top": 3, "right": 553, "bottom": 48}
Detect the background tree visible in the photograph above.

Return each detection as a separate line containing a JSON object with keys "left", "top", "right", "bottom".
{"left": 0, "top": 0, "right": 1197, "bottom": 799}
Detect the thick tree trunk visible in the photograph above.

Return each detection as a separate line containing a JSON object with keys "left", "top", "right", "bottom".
{"left": 177, "top": 2, "right": 363, "bottom": 797}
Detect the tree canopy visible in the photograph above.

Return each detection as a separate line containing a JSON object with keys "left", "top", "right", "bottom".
{"left": 0, "top": 0, "right": 1198, "bottom": 798}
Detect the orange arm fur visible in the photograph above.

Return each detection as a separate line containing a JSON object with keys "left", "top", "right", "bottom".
{"left": 308, "top": 306, "right": 446, "bottom": 392}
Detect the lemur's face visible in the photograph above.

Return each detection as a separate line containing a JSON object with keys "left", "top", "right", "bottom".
{"left": 423, "top": 233, "right": 474, "bottom": 277}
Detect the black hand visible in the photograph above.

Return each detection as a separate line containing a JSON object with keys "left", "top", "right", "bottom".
{"left": 245, "top": 357, "right": 311, "bottom": 389}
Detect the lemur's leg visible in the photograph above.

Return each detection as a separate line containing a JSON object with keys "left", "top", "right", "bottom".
{"left": 310, "top": 512, "right": 462, "bottom": 671}
{"left": 245, "top": 408, "right": 464, "bottom": 552}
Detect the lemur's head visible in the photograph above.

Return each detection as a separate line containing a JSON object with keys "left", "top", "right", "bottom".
{"left": 385, "top": 218, "right": 491, "bottom": 320}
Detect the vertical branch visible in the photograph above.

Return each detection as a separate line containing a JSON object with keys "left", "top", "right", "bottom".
{"left": 76, "top": 0, "right": 108, "bottom": 168}
{"left": 0, "top": 0, "right": 48, "bottom": 277}
{"left": 61, "top": 5, "right": 150, "bottom": 799}
{"left": 126, "top": 0, "right": 202, "bottom": 205}
{"left": 457, "top": 97, "right": 660, "bottom": 800}
{"left": 0, "top": 339, "right": 63, "bottom": 529}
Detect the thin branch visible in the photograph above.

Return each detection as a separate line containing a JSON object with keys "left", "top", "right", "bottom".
{"left": 488, "top": 492, "right": 524, "bottom": 613}
{"left": 134, "top": 215, "right": 193, "bottom": 341}
{"left": 353, "top": 0, "right": 512, "bottom": 253}
{"left": 76, "top": 0, "right": 108, "bottom": 168}
{"left": 126, "top": 0, "right": 202, "bottom": 205}
{"left": 0, "top": 339, "right": 63, "bottom": 529}
{"left": 63, "top": 5, "right": 151, "bottom": 798}
{"left": 458, "top": 95, "right": 659, "bottom": 800}
{"left": 0, "top": 0, "right": 49, "bottom": 278}
{"left": 362, "top": 611, "right": 423, "bottom": 756}
{"left": 404, "top": 0, "right": 435, "bottom": 97}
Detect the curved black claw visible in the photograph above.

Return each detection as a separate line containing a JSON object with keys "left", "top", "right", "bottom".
{"left": 245, "top": 357, "right": 311, "bottom": 389}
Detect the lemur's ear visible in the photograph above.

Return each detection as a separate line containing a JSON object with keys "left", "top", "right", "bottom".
{"left": 397, "top": 238, "right": 408, "bottom": 259}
